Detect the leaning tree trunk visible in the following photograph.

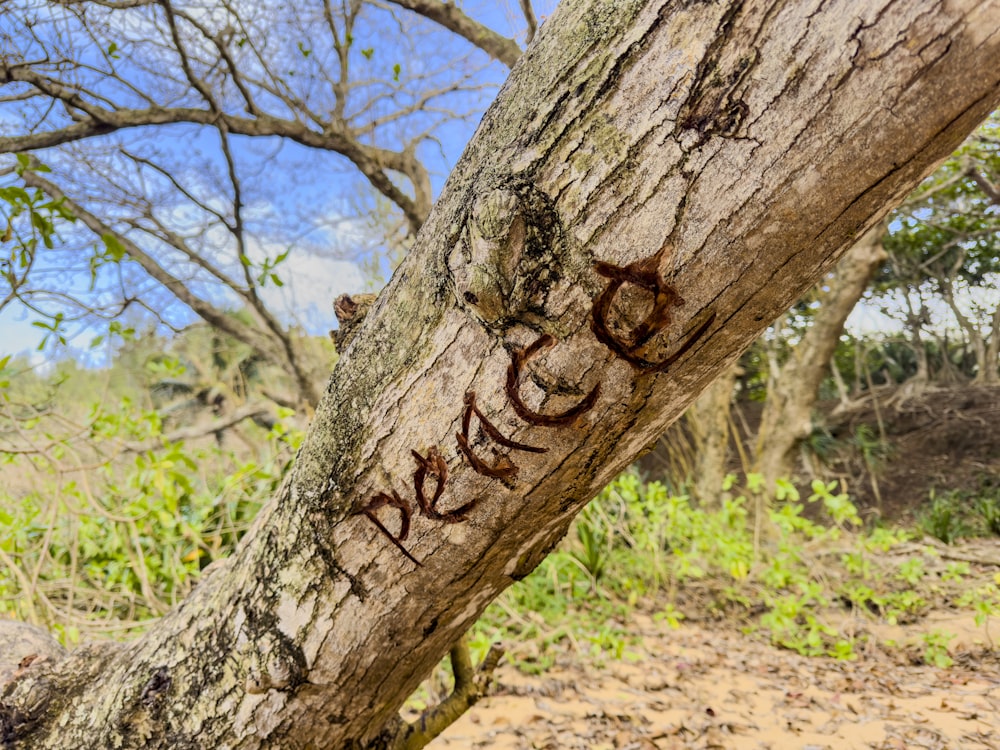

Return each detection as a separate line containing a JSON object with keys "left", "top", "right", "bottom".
{"left": 4, "top": 1, "right": 1000, "bottom": 748}
{"left": 754, "top": 225, "right": 889, "bottom": 487}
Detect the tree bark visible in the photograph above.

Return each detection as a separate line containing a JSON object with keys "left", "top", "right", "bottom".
{"left": 4, "top": 1, "right": 1000, "bottom": 748}
{"left": 754, "top": 226, "right": 888, "bottom": 486}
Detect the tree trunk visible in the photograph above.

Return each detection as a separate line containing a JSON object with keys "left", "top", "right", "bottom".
{"left": 903, "top": 290, "right": 932, "bottom": 385}
{"left": 754, "top": 226, "right": 888, "bottom": 487}
{"left": 3, "top": 1, "right": 999, "bottom": 748}
{"left": 689, "top": 360, "right": 741, "bottom": 506}
{"left": 985, "top": 303, "right": 1000, "bottom": 384}
{"left": 941, "top": 272, "right": 992, "bottom": 384}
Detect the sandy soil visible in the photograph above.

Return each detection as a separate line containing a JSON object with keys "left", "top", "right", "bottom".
{"left": 429, "top": 612, "right": 1000, "bottom": 750}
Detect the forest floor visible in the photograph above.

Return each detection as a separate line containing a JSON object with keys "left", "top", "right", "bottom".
{"left": 429, "top": 604, "right": 1000, "bottom": 749}
{"left": 641, "top": 384, "right": 1000, "bottom": 526}
{"left": 822, "top": 384, "right": 1000, "bottom": 524}
{"left": 423, "top": 386, "right": 1000, "bottom": 749}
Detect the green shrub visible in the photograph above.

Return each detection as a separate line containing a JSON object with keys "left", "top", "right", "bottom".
{"left": 919, "top": 490, "right": 972, "bottom": 544}
{"left": 0, "top": 395, "right": 300, "bottom": 641}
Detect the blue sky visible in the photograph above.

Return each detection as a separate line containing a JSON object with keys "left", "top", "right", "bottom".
{"left": 0, "top": 0, "right": 559, "bottom": 362}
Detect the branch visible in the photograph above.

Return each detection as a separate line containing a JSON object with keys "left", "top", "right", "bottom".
{"left": 52, "top": 0, "right": 155, "bottom": 7}
{"left": 967, "top": 166, "right": 1000, "bottom": 205}
{"left": 120, "top": 402, "right": 275, "bottom": 453}
{"left": 383, "top": 0, "right": 522, "bottom": 68}
{"left": 171, "top": 5, "right": 260, "bottom": 116}
{"left": 519, "top": 0, "right": 538, "bottom": 45}
{"left": 216, "top": 123, "right": 322, "bottom": 407}
{"left": 17, "top": 166, "right": 284, "bottom": 365}
{"left": 117, "top": 152, "right": 249, "bottom": 290}
{"left": 0, "top": 68, "right": 430, "bottom": 230}
{"left": 391, "top": 637, "right": 505, "bottom": 750}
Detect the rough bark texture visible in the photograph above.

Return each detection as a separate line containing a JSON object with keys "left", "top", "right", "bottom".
{"left": 4, "top": 0, "right": 1000, "bottom": 748}
{"left": 755, "top": 226, "right": 889, "bottom": 486}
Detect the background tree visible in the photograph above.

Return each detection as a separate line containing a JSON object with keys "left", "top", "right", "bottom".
{"left": 0, "top": 0, "right": 545, "bottom": 406}
{"left": 875, "top": 116, "right": 1000, "bottom": 387}
{"left": 659, "top": 115, "right": 1000, "bottom": 499}
{"left": 2, "top": 0, "right": 1000, "bottom": 748}
{"left": 753, "top": 226, "right": 889, "bottom": 488}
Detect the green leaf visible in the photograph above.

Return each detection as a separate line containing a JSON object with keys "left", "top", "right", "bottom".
{"left": 392, "top": 62, "right": 401, "bottom": 82}
{"left": 102, "top": 233, "right": 127, "bottom": 262}
{"left": 361, "top": 47, "right": 374, "bottom": 60}
{"left": 30, "top": 211, "right": 54, "bottom": 248}
{"left": 14, "top": 155, "right": 50, "bottom": 176}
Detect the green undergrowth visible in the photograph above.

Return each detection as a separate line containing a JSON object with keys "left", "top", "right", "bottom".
{"left": 919, "top": 480, "right": 1000, "bottom": 543}
{"left": 5, "top": 381, "right": 999, "bottom": 671}
{"left": 472, "top": 472, "right": 1000, "bottom": 672}
{"left": 0, "top": 396, "right": 302, "bottom": 643}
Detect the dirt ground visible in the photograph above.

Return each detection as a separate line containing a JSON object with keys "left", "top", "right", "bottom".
{"left": 641, "top": 384, "right": 1000, "bottom": 526}
{"left": 825, "top": 385, "right": 1000, "bottom": 524}
{"left": 424, "top": 387, "right": 1000, "bottom": 749}
{"left": 429, "top": 611, "right": 1000, "bottom": 750}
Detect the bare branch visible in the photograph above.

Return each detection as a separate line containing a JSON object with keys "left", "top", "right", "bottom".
{"left": 120, "top": 402, "right": 275, "bottom": 453}
{"left": 967, "top": 166, "right": 1000, "bottom": 205}
{"left": 171, "top": 6, "right": 260, "bottom": 115}
{"left": 382, "top": 0, "right": 522, "bottom": 68}
{"left": 0, "top": 68, "right": 430, "bottom": 229}
{"left": 217, "top": 124, "right": 322, "bottom": 408}
{"left": 158, "top": 0, "right": 221, "bottom": 110}
{"left": 519, "top": 0, "right": 538, "bottom": 44}
{"left": 52, "top": 0, "right": 155, "bottom": 7}
{"left": 17, "top": 165, "right": 284, "bottom": 364}
{"left": 390, "top": 636, "right": 505, "bottom": 750}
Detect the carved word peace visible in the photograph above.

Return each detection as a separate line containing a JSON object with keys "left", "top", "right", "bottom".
{"left": 357, "top": 258, "right": 713, "bottom": 565}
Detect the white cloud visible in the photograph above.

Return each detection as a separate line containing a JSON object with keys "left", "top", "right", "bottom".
{"left": 0, "top": 306, "right": 46, "bottom": 359}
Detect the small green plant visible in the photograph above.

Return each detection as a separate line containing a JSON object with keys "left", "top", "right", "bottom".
{"left": 878, "top": 590, "right": 927, "bottom": 625}
{"left": 919, "top": 490, "right": 971, "bottom": 544}
{"left": 572, "top": 502, "right": 611, "bottom": 584}
{"left": 957, "top": 582, "right": 1000, "bottom": 647}
{"left": 895, "top": 557, "right": 926, "bottom": 586}
{"left": 492, "top": 472, "right": 935, "bottom": 663}
{"left": 921, "top": 629, "right": 955, "bottom": 668}
{"left": 0, "top": 391, "right": 300, "bottom": 639}
{"left": 851, "top": 424, "right": 893, "bottom": 472}
{"left": 942, "top": 561, "right": 971, "bottom": 582}
{"left": 657, "top": 603, "right": 685, "bottom": 629}
{"left": 974, "top": 495, "right": 1000, "bottom": 536}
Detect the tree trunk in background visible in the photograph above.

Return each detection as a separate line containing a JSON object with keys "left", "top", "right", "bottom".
{"left": 941, "top": 271, "right": 997, "bottom": 384}
{"left": 3, "top": 1, "right": 999, "bottom": 748}
{"left": 903, "top": 292, "right": 932, "bottom": 386}
{"left": 755, "top": 226, "right": 889, "bottom": 488}
{"left": 689, "top": 360, "right": 740, "bottom": 506}
{"left": 985, "top": 304, "right": 1000, "bottom": 384}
